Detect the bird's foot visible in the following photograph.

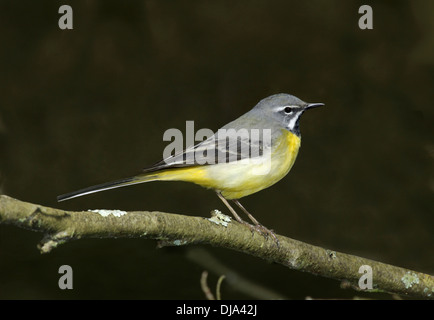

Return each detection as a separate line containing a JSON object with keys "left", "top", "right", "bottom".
{"left": 241, "top": 221, "right": 280, "bottom": 247}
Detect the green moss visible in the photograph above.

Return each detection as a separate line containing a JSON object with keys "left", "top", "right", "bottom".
{"left": 326, "top": 249, "right": 337, "bottom": 259}
{"left": 401, "top": 272, "right": 420, "bottom": 289}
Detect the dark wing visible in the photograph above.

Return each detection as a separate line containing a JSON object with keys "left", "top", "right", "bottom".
{"left": 142, "top": 129, "right": 271, "bottom": 173}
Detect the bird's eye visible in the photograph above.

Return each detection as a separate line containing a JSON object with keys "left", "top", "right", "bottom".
{"left": 284, "top": 106, "right": 293, "bottom": 114}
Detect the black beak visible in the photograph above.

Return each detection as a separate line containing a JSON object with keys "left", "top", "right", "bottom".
{"left": 305, "top": 103, "right": 325, "bottom": 110}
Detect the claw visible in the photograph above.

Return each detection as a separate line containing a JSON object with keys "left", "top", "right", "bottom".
{"left": 216, "top": 192, "right": 280, "bottom": 248}
{"left": 243, "top": 221, "right": 280, "bottom": 248}
{"left": 254, "top": 224, "right": 280, "bottom": 247}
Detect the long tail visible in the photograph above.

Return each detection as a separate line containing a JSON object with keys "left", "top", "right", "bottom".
{"left": 57, "top": 174, "right": 156, "bottom": 202}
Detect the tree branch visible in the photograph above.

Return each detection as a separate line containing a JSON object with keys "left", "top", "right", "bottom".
{"left": 0, "top": 195, "right": 432, "bottom": 299}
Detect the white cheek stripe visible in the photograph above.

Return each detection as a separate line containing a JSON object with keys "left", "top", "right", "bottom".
{"left": 286, "top": 114, "right": 300, "bottom": 131}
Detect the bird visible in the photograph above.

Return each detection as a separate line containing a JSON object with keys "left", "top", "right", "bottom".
{"left": 58, "top": 93, "right": 324, "bottom": 245}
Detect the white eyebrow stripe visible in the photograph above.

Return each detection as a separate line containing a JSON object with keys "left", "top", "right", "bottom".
{"left": 279, "top": 105, "right": 297, "bottom": 110}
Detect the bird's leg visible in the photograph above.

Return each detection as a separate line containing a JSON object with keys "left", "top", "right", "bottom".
{"left": 216, "top": 192, "right": 247, "bottom": 225}
{"left": 216, "top": 192, "right": 279, "bottom": 247}
{"left": 232, "top": 199, "right": 280, "bottom": 247}
{"left": 231, "top": 199, "right": 261, "bottom": 225}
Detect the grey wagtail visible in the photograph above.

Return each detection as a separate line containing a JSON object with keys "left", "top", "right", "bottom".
{"left": 58, "top": 93, "right": 323, "bottom": 244}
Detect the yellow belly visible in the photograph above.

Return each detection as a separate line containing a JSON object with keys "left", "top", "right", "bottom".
{"left": 154, "top": 130, "right": 301, "bottom": 199}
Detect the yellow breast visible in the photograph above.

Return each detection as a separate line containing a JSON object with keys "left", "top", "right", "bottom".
{"left": 153, "top": 130, "right": 301, "bottom": 199}
{"left": 265, "top": 129, "right": 301, "bottom": 189}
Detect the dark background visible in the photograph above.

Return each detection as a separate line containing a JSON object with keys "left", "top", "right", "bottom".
{"left": 0, "top": 0, "right": 433, "bottom": 299}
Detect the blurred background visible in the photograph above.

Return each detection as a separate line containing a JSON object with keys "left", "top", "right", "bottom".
{"left": 0, "top": 0, "right": 433, "bottom": 299}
